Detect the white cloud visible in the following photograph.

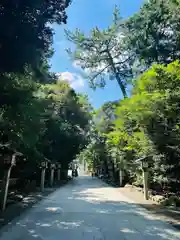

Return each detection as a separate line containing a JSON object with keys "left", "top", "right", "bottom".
{"left": 57, "top": 72, "right": 85, "bottom": 90}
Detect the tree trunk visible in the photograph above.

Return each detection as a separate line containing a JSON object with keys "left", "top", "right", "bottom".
{"left": 106, "top": 49, "right": 127, "bottom": 98}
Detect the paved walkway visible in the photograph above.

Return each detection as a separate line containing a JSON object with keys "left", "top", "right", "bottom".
{"left": 0, "top": 176, "right": 180, "bottom": 239}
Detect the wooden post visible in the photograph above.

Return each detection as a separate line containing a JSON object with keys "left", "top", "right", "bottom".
{"left": 142, "top": 159, "right": 149, "bottom": 200}
{"left": 50, "top": 164, "right": 55, "bottom": 187}
{"left": 50, "top": 169, "right": 54, "bottom": 187}
{"left": 2, "top": 166, "right": 12, "bottom": 211}
{"left": 84, "top": 159, "right": 86, "bottom": 171}
{"left": 135, "top": 156, "right": 150, "bottom": 200}
{"left": 57, "top": 163, "right": 61, "bottom": 182}
{"left": 143, "top": 170, "right": 149, "bottom": 200}
{"left": 119, "top": 169, "right": 123, "bottom": 187}
{"left": 2, "top": 153, "right": 17, "bottom": 211}
{"left": 57, "top": 169, "right": 61, "bottom": 181}
{"left": 41, "top": 168, "right": 46, "bottom": 192}
{"left": 40, "top": 161, "right": 47, "bottom": 192}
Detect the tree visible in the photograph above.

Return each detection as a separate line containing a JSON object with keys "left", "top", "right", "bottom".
{"left": 65, "top": 7, "right": 134, "bottom": 98}
{"left": 0, "top": 0, "right": 71, "bottom": 73}
{"left": 0, "top": 0, "right": 97, "bottom": 202}
{"left": 113, "top": 61, "right": 180, "bottom": 188}
{"left": 95, "top": 100, "right": 119, "bottom": 133}
{"left": 0, "top": 68, "right": 92, "bottom": 183}
{"left": 124, "top": 0, "right": 180, "bottom": 67}
{"left": 39, "top": 80, "right": 91, "bottom": 169}
{"left": 82, "top": 61, "right": 180, "bottom": 190}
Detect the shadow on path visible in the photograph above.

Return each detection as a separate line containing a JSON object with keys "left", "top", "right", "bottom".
{"left": 0, "top": 176, "right": 180, "bottom": 239}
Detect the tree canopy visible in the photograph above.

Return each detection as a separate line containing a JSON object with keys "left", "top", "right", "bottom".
{"left": 0, "top": 0, "right": 93, "bottom": 185}
{"left": 2, "top": 0, "right": 180, "bottom": 206}
{"left": 0, "top": 0, "right": 71, "bottom": 73}
{"left": 65, "top": 7, "right": 134, "bottom": 98}
{"left": 124, "top": 0, "right": 180, "bottom": 66}
{"left": 76, "top": 1, "right": 180, "bottom": 199}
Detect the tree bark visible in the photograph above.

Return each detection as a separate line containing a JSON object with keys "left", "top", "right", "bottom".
{"left": 106, "top": 49, "right": 127, "bottom": 98}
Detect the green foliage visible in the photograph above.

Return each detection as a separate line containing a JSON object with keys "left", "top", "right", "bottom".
{"left": 125, "top": 0, "right": 180, "bottom": 66}
{"left": 0, "top": 0, "right": 94, "bottom": 185}
{"left": 117, "top": 61, "right": 180, "bottom": 186}
{"left": 95, "top": 101, "right": 119, "bottom": 133}
{"left": 71, "top": 1, "right": 180, "bottom": 192}
{"left": 0, "top": 70, "right": 91, "bottom": 176}
{"left": 2, "top": 0, "right": 180, "bottom": 196}
{"left": 39, "top": 80, "right": 91, "bottom": 166}
{"left": 83, "top": 61, "right": 180, "bottom": 189}
{"left": 0, "top": 0, "right": 71, "bottom": 73}
{"left": 65, "top": 7, "right": 134, "bottom": 97}
{"left": 65, "top": 1, "right": 180, "bottom": 98}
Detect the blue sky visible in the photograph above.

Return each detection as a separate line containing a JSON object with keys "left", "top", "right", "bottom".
{"left": 50, "top": 0, "right": 144, "bottom": 108}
